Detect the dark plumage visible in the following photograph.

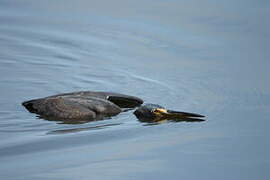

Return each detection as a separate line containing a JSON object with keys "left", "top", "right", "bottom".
{"left": 22, "top": 91, "right": 143, "bottom": 120}
{"left": 22, "top": 91, "right": 205, "bottom": 123}
{"left": 134, "top": 103, "right": 205, "bottom": 122}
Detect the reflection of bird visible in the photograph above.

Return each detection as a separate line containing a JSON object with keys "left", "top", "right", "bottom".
{"left": 22, "top": 91, "right": 143, "bottom": 120}
{"left": 134, "top": 104, "right": 205, "bottom": 122}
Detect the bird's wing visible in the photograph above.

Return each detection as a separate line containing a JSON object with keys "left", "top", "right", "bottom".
{"left": 22, "top": 97, "right": 97, "bottom": 119}
{"left": 106, "top": 93, "right": 143, "bottom": 108}
{"left": 23, "top": 96, "right": 123, "bottom": 120}
{"left": 45, "top": 91, "right": 143, "bottom": 108}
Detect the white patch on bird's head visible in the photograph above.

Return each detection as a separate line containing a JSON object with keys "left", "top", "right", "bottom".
{"left": 151, "top": 108, "right": 168, "bottom": 117}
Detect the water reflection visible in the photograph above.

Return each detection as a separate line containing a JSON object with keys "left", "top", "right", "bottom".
{"left": 137, "top": 116, "right": 205, "bottom": 125}
{"left": 47, "top": 123, "right": 122, "bottom": 135}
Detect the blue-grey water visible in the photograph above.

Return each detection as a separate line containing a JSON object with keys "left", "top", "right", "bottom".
{"left": 0, "top": 0, "right": 269, "bottom": 179}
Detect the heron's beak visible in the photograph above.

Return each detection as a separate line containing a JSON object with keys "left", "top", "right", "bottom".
{"left": 166, "top": 110, "right": 205, "bottom": 118}
{"left": 152, "top": 108, "right": 205, "bottom": 121}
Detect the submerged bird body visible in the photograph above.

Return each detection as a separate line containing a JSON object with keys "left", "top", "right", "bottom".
{"left": 22, "top": 91, "right": 143, "bottom": 120}
{"left": 22, "top": 91, "right": 205, "bottom": 123}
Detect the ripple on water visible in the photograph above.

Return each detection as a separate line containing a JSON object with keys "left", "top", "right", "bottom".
{"left": 0, "top": 5, "right": 208, "bottom": 141}
{"left": 46, "top": 123, "right": 123, "bottom": 135}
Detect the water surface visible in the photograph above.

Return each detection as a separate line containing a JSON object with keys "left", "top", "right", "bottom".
{"left": 0, "top": 0, "right": 269, "bottom": 179}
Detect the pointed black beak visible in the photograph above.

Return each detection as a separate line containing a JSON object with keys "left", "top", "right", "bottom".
{"left": 133, "top": 104, "right": 206, "bottom": 123}
{"left": 166, "top": 110, "right": 205, "bottom": 118}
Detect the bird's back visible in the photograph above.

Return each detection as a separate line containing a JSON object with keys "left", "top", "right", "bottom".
{"left": 22, "top": 91, "right": 143, "bottom": 120}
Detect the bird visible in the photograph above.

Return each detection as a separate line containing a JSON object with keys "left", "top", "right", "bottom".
{"left": 134, "top": 103, "right": 205, "bottom": 122}
{"left": 22, "top": 91, "right": 143, "bottom": 121}
{"left": 22, "top": 91, "right": 205, "bottom": 123}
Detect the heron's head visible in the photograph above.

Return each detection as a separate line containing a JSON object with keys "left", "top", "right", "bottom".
{"left": 134, "top": 103, "right": 205, "bottom": 122}
{"left": 133, "top": 104, "right": 169, "bottom": 120}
